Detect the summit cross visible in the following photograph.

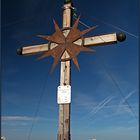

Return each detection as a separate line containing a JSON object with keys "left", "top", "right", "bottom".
{"left": 17, "top": 1, "right": 126, "bottom": 140}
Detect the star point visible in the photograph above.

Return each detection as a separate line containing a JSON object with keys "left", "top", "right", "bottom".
{"left": 37, "top": 17, "right": 97, "bottom": 73}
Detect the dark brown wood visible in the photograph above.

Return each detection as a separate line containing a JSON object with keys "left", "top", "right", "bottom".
{"left": 36, "top": 16, "right": 97, "bottom": 72}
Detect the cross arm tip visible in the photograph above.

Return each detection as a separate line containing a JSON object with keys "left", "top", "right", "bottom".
{"left": 117, "top": 32, "right": 126, "bottom": 42}
{"left": 16, "top": 47, "right": 23, "bottom": 55}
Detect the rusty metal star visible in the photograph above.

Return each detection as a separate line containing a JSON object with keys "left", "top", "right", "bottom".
{"left": 37, "top": 16, "right": 97, "bottom": 73}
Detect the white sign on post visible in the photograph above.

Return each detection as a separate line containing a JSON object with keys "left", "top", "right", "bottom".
{"left": 57, "top": 85, "right": 71, "bottom": 104}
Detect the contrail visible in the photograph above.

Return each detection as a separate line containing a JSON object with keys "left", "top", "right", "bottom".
{"left": 103, "top": 21, "right": 139, "bottom": 39}
{"left": 90, "top": 96, "right": 112, "bottom": 116}
{"left": 116, "top": 90, "right": 138, "bottom": 119}
{"left": 81, "top": 97, "right": 108, "bottom": 119}
{"left": 119, "top": 90, "right": 136, "bottom": 105}
{"left": 84, "top": 96, "right": 113, "bottom": 120}
{"left": 84, "top": 96, "right": 110, "bottom": 118}
{"left": 74, "top": 14, "right": 139, "bottom": 39}
{"left": 117, "top": 89, "right": 136, "bottom": 113}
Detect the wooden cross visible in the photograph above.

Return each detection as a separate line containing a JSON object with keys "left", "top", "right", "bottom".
{"left": 17, "top": 1, "right": 126, "bottom": 140}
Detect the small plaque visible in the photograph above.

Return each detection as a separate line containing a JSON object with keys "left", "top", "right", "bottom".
{"left": 57, "top": 85, "right": 71, "bottom": 104}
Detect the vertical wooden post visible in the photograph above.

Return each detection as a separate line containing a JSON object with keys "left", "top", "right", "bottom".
{"left": 57, "top": 1, "right": 72, "bottom": 140}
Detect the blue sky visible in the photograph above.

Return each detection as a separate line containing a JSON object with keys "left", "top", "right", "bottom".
{"left": 1, "top": 0, "right": 139, "bottom": 140}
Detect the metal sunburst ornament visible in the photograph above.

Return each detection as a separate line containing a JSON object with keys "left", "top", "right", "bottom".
{"left": 37, "top": 16, "right": 97, "bottom": 73}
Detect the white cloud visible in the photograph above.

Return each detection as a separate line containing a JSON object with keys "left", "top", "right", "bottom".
{"left": 1, "top": 116, "right": 35, "bottom": 121}
{"left": 1, "top": 116, "right": 56, "bottom": 122}
{"left": 1, "top": 115, "right": 57, "bottom": 127}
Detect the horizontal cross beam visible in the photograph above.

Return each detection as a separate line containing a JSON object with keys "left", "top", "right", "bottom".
{"left": 17, "top": 32, "right": 125, "bottom": 56}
